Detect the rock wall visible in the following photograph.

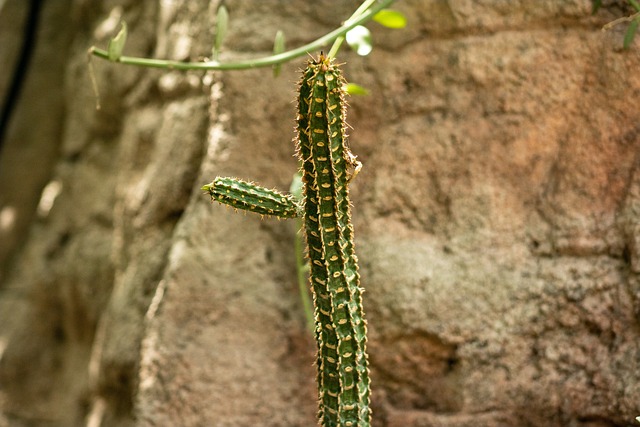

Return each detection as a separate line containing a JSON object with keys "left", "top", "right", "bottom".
{"left": 0, "top": 1, "right": 638, "bottom": 426}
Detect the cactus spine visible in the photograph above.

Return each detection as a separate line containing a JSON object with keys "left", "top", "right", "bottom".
{"left": 203, "top": 55, "right": 370, "bottom": 426}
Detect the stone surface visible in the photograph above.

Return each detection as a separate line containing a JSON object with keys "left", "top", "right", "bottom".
{"left": 0, "top": 1, "right": 639, "bottom": 426}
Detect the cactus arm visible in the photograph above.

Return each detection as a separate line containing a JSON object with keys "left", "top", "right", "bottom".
{"left": 202, "top": 177, "right": 301, "bottom": 219}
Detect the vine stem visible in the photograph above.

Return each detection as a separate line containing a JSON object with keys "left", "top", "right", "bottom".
{"left": 602, "top": 10, "right": 640, "bottom": 31}
{"left": 88, "top": 0, "right": 394, "bottom": 71}
{"left": 327, "top": 0, "right": 378, "bottom": 59}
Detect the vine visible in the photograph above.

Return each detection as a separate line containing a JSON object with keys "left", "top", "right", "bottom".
{"left": 88, "top": 0, "right": 398, "bottom": 70}
{"left": 595, "top": 0, "right": 640, "bottom": 49}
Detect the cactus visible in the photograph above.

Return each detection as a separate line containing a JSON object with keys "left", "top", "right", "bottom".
{"left": 203, "top": 54, "right": 370, "bottom": 427}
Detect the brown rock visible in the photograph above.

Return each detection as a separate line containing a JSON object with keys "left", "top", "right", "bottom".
{"left": 0, "top": 1, "right": 638, "bottom": 426}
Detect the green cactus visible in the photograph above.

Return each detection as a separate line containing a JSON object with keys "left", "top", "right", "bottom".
{"left": 203, "top": 54, "right": 370, "bottom": 427}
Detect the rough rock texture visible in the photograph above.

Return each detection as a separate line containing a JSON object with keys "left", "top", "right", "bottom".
{"left": 1, "top": 0, "right": 639, "bottom": 426}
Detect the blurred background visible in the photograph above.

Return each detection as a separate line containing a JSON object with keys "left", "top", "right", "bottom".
{"left": 0, "top": 1, "right": 639, "bottom": 426}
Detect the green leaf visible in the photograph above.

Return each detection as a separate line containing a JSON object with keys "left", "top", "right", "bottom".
{"left": 591, "top": 0, "right": 602, "bottom": 14}
{"left": 107, "top": 22, "right": 127, "bottom": 61}
{"left": 345, "top": 25, "right": 372, "bottom": 56}
{"left": 344, "top": 83, "right": 369, "bottom": 96}
{"left": 623, "top": 18, "right": 639, "bottom": 49}
{"left": 213, "top": 5, "right": 229, "bottom": 60}
{"left": 373, "top": 9, "right": 407, "bottom": 29}
{"left": 272, "top": 30, "right": 285, "bottom": 77}
{"left": 631, "top": 0, "right": 640, "bottom": 12}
